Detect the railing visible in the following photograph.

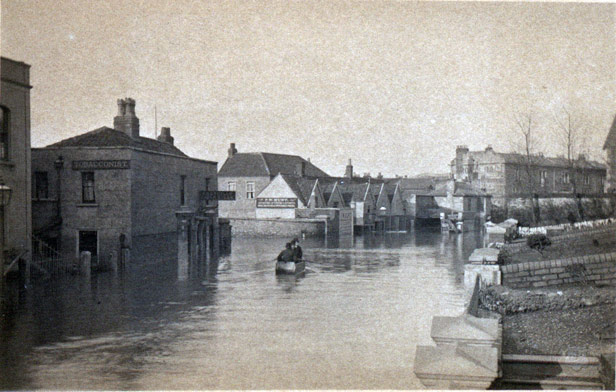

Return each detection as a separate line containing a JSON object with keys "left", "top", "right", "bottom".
{"left": 30, "top": 234, "right": 72, "bottom": 279}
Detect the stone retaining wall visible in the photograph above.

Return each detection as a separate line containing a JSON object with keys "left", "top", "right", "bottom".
{"left": 504, "top": 225, "right": 616, "bottom": 252}
{"left": 502, "top": 252, "right": 616, "bottom": 288}
{"left": 228, "top": 217, "right": 325, "bottom": 237}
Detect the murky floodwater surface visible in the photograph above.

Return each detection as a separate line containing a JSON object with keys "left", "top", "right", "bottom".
{"left": 1, "top": 230, "right": 483, "bottom": 389}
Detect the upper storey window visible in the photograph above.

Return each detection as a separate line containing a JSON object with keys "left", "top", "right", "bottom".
{"left": 0, "top": 106, "right": 9, "bottom": 161}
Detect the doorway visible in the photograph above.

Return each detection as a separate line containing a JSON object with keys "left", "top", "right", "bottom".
{"left": 78, "top": 230, "right": 98, "bottom": 264}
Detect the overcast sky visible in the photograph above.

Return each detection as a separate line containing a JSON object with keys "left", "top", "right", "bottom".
{"left": 2, "top": 1, "right": 615, "bottom": 177}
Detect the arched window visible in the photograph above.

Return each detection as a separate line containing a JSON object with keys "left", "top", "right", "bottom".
{"left": 0, "top": 106, "right": 9, "bottom": 161}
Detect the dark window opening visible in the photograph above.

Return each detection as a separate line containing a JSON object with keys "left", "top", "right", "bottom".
{"left": 34, "top": 171, "right": 49, "bottom": 199}
{"left": 0, "top": 106, "right": 9, "bottom": 161}
{"left": 180, "top": 175, "right": 187, "bottom": 205}
{"left": 81, "top": 172, "right": 95, "bottom": 203}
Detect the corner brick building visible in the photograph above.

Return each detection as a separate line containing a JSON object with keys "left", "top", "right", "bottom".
{"left": 1, "top": 57, "right": 32, "bottom": 270}
{"left": 32, "top": 98, "right": 219, "bottom": 267}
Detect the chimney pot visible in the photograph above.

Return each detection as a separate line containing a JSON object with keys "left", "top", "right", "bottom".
{"left": 125, "top": 98, "right": 136, "bottom": 116}
{"left": 113, "top": 97, "right": 139, "bottom": 138}
{"left": 228, "top": 143, "right": 238, "bottom": 158}
{"left": 345, "top": 157, "right": 354, "bottom": 178}
{"left": 157, "top": 127, "right": 174, "bottom": 145}
{"left": 116, "top": 99, "right": 126, "bottom": 116}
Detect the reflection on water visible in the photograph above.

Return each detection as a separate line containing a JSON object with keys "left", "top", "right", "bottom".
{"left": 1, "top": 229, "right": 483, "bottom": 389}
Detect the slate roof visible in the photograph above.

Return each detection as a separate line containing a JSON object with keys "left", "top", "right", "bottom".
{"left": 46, "top": 126, "right": 188, "bottom": 157}
{"left": 604, "top": 114, "right": 616, "bottom": 150}
{"left": 279, "top": 174, "right": 318, "bottom": 206}
{"left": 219, "top": 152, "right": 329, "bottom": 178}
{"left": 337, "top": 182, "right": 369, "bottom": 203}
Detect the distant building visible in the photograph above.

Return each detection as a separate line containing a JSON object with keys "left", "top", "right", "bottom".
{"left": 32, "top": 98, "right": 220, "bottom": 268}
{"left": 604, "top": 114, "right": 616, "bottom": 192}
{"left": 451, "top": 145, "right": 606, "bottom": 204}
{"left": 217, "top": 143, "right": 330, "bottom": 218}
{"left": 395, "top": 176, "right": 491, "bottom": 231}
{"left": 0, "top": 57, "right": 32, "bottom": 271}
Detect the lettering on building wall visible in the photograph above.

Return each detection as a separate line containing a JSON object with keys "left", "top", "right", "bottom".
{"left": 200, "top": 191, "right": 236, "bottom": 201}
{"left": 256, "top": 197, "right": 298, "bottom": 208}
{"left": 72, "top": 160, "right": 130, "bottom": 170}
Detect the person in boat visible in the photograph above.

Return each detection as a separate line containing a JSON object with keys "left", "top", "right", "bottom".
{"left": 277, "top": 242, "right": 294, "bottom": 262}
{"left": 291, "top": 238, "right": 303, "bottom": 262}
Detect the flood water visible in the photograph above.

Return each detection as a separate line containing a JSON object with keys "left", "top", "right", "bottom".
{"left": 1, "top": 229, "right": 484, "bottom": 389}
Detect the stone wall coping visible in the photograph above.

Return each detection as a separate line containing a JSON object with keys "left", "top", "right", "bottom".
{"left": 502, "top": 354, "right": 600, "bottom": 365}
{"left": 431, "top": 315, "right": 500, "bottom": 343}
{"left": 502, "top": 251, "right": 615, "bottom": 273}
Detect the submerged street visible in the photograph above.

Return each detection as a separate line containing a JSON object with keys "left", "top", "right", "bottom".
{"left": 1, "top": 230, "right": 483, "bottom": 390}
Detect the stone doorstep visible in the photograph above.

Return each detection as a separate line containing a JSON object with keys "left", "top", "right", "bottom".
{"left": 502, "top": 354, "right": 600, "bottom": 365}
{"left": 414, "top": 344, "right": 499, "bottom": 389}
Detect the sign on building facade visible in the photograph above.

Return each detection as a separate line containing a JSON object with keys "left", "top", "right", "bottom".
{"left": 200, "top": 191, "right": 236, "bottom": 201}
{"left": 256, "top": 197, "right": 298, "bottom": 208}
{"left": 72, "top": 160, "right": 130, "bottom": 170}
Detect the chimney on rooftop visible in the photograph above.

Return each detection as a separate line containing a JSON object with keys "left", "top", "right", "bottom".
{"left": 455, "top": 145, "right": 469, "bottom": 180}
{"left": 113, "top": 97, "right": 140, "bottom": 138}
{"left": 157, "top": 127, "right": 174, "bottom": 145}
{"left": 296, "top": 161, "right": 306, "bottom": 177}
{"left": 377, "top": 172, "right": 383, "bottom": 179}
{"left": 485, "top": 145, "right": 494, "bottom": 153}
{"left": 228, "top": 143, "right": 238, "bottom": 158}
{"left": 345, "top": 158, "right": 353, "bottom": 178}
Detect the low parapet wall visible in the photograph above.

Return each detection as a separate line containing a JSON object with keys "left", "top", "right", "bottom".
{"left": 504, "top": 224, "right": 616, "bottom": 252}
{"left": 227, "top": 217, "right": 325, "bottom": 237}
{"left": 502, "top": 252, "right": 616, "bottom": 288}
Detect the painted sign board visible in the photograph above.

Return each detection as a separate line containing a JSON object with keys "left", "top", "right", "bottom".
{"left": 256, "top": 197, "right": 298, "bottom": 208}
{"left": 338, "top": 208, "right": 354, "bottom": 236}
{"left": 72, "top": 160, "right": 130, "bottom": 170}
{"left": 200, "top": 191, "right": 236, "bottom": 201}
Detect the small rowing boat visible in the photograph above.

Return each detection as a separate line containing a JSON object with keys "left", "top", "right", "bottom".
{"left": 275, "top": 260, "right": 305, "bottom": 275}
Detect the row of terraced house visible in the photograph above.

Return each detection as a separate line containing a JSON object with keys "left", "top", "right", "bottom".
{"left": 217, "top": 144, "right": 494, "bottom": 236}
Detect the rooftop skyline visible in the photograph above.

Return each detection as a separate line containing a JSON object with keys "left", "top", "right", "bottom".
{"left": 2, "top": 1, "right": 615, "bottom": 177}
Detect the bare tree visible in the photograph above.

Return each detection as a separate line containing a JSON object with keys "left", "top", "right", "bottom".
{"left": 552, "top": 107, "right": 590, "bottom": 220}
{"left": 510, "top": 111, "right": 541, "bottom": 224}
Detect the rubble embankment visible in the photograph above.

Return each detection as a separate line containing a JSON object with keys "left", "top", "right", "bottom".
{"left": 479, "top": 285, "right": 615, "bottom": 315}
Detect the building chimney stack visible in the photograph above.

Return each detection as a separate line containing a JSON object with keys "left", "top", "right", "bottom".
{"left": 228, "top": 143, "right": 238, "bottom": 158}
{"left": 157, "top": 127, "right": 174, "bottom": 145}
{"left": 113, "top": 97, "right": 140, "bottom": 138}
{"left": 116, "top": 99, "right": 126, "bottom": 116}
{"left": 345, "top": 158, "right": 353, "bottom": 178}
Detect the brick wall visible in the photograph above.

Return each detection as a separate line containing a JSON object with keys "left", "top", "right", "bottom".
{"left": 228, "top": 217, "right": 324, "bottom": 237}
{"left": 502, "top": 252, "right": 616, "bottom": 288}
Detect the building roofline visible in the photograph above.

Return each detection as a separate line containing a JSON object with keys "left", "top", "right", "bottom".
{"left": 31, "top": 145, "right": 217, "bottom": 164}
